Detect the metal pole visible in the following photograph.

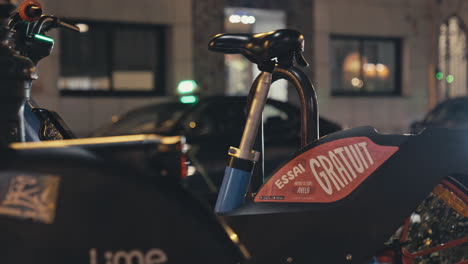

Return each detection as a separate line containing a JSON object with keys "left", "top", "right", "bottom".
{"left": 237, "top": 72, "right": 272, "bottom": 160}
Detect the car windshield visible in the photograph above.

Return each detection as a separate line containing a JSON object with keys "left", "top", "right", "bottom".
{"left": 104, "top": 102, "right": 192, "bottom": 136}
{"left": 427, "top": 100, "right": 468, "bottom": 123}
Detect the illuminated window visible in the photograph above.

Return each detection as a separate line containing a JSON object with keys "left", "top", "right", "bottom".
{"left": 59, "top": 21, "right": 166, "bottom": 96}
{"left": 330, "top": 36, "right": 402, "bottom": 96}
{"left": 437, "top": 16, "right": 467, "bottom": 99}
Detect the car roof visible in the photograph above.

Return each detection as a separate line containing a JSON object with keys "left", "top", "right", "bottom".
{"left": 90, "top": 96, "right": 290, "bottom": 136}
{"left": 90, "top": 95, "right": 342, "bottom": 137}
{"left": 432, "top": 96, "right": 468, "bottom": 109}
{"left": 120, "top": 95, "right": 292, "bottom": 116}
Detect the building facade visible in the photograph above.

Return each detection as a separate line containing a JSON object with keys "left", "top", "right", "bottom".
{"left": 314, "top": 0, "right": 468, "bottom": 133}
{"left": 35, "top": 0, "right": 194, "bottom": 136}
{"left": 32, "top": 0, "right": 468, "bottom": 136}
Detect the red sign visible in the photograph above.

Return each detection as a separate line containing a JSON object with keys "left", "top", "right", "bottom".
{"left": 255, "top": 137, "right": 399, "bottom": 203}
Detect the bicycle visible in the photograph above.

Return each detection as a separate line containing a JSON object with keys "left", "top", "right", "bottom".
{"left": 0, "top": 1, "right": 465, "bottom": 263}
{"left": 209, "top": 29, "right": 467, "bottom": 264}
{"left": 8, "top": 0, "right": 77, "bottom": 141}
{"left": 0, "top": 2, "right": 247, "bottom": 264}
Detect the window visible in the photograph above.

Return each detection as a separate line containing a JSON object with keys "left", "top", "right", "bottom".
{"left": 330, "top": 35, "right": 402, "bottom": 96}
{"left": 437, "top": 16, "right": 467, "bottom": 99}
{"left": 59, "top": 21, "right": 166, "bottom": 96}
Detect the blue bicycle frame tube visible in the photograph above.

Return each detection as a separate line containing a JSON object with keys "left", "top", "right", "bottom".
{"left": 215, "top": 164, "right": 252, "bottom": 214}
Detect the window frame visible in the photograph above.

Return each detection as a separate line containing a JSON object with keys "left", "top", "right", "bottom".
{"left": 59, "top": 19, "right": 167, "bottom": 97}
{"left": 330, "top": 34, "right": 403, "bottom": 97}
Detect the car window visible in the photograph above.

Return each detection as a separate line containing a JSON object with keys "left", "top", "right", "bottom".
{"left": 181, "top": 98, "right": 296, "bottom": 140}
{"left": 223, "top": 103, "right": 247, "bottom": 137}
{"left": 182, "top": 103, "right": 219, "bottom": 138}
{"left": 447, "top": 103, "right": 468, "bottom": 121}
{"left": 264, "top": 102, "right": 296, "bottom": 141}
{"left": 184, "top": 99, "right": 268, "bottom": 139}
{"left": 426, "top": 100, "right": 468, "bottom": 123}
{"left": 263, "top": 103, "right": 288, "bottom": 124}
{"left": 105, "top": 102, "right": 189, "bottom": 136}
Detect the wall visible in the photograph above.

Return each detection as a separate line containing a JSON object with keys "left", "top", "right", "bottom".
{"left": 31, "top": 0, "right": 468, "bottom": 136}
{"left": 32, "top": 0, "right": 193, "bottom": 136}
{"left": 312, "top": 0, "right": 468, "bottom": 133}
{"left": 192, "top": 0, "right": 225, "bottom": 96}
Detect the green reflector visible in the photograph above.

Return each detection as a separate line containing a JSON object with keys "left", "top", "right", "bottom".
{"left": 34, "top": 34, "right": 54, "bottom": 43}
{"left": 446, "top": 75, "right": 454, "bottom": 84}
{"left": 180, "top": 95, "right": 198, "bottom": 104}
{"left": 177, "top": 80, "right": 198, "bottom": 94}
{"left": 435, "top": 72, "right": 444, "bottom": 80}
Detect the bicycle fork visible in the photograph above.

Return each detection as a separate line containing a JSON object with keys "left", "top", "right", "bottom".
{"left": 214, "top": 72, "right": 272, "bottom": 214}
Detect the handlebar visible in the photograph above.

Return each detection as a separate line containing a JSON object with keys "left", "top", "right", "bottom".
{"left": 8, "top": 1, "right": 80, "bottom": 64}
{"left": 31, "top": 15, "right": 80, "bottom": 35}
{"left": 11, "top": 1, "right": 79, "bottom": 35}
{"left": 8, "top": 0, "right": 41, "bottom": 29}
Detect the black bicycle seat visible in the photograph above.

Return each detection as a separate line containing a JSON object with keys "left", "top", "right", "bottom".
{"left": 209, "top": 29, "right": 308, "bottom": 70}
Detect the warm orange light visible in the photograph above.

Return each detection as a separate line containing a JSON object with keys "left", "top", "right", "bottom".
{"left": 363, "top": 63, "right": 377, "bottom": 78}
{"left": 351, "top": 77, "right": 364, "bottom": 88}
{"left": 376, "top": 63, "right": 390, "bottom": 79}
{"left": 342, "top": 53, "right": 361, "bottom": 73}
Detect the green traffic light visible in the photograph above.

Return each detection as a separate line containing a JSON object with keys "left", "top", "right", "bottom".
{"left": 446, "top": 75, "right": 454, "bottom": 84}
{"left": 435, "top": 72, "right": 444, "bottom": 80}
{"left": 177, "top": 80, "right": 198, "bottom": 94}
{"left": 180, "top": 95, "right": 198, "bottom": 104}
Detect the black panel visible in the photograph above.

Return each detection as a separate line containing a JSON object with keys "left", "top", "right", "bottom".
{"left": 0, "top": 146, "right": 245, "bottom": 264}
{"left": 222, "top": 126, "right": 468, "bottom": 264}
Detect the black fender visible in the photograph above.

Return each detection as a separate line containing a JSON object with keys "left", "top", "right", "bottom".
{"left": 0, "top": 146, "right": 247, "bottom": 264}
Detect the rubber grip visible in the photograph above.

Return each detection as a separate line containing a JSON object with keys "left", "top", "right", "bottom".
{"left": 18, "top": 0, "right": 42, "bottom": 22}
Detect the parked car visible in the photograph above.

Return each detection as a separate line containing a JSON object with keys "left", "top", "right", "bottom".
{"left": 91, "top": 96, "right": 342, "bottom": 204}
{"left": 411, "top": 96, "right": 468, "bottom": 133}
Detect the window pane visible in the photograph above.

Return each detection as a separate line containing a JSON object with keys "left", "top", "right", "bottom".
{"left": 59, "top": 22, "right": 165, "bottom": 94}
{"left": 59, "top": 24, "right": 110, "bottom": 91}
{"left": 264, "top": 104, "right": 288, "bottom": 123}
{"left": 331, "top": 39, "right": 361, "bottom": 93}
{"left": 362, "top": 40, "right": 396, "bottom": 93}
{"left": 112, "top": 27, "right": 158, "bottom": 91}
{"left": 330, "top": 37, "right": 400, "bottom": 95}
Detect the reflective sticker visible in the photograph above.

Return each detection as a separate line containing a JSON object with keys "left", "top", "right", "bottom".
{"left": 433, "top": 184, "right": 468, "bottom": 217}
{"left": 89, "top": 248, "right": 168, "bottom": 264}
{"left": 0, "top": 172, "right": 60, "bottom": 223}
{"left": 255, "top": 137, "right": 399, "bottom": 203}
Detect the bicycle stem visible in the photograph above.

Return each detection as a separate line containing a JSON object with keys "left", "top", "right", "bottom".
{"left": 215, "top": 71, "right": 272, "bottom": 214}
{"left": 236, "top": 72, "right": 272, "bottom": 161}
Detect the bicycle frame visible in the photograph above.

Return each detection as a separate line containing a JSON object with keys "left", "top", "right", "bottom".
{"left": 215, "top": 64, "right": 319, "bottom": 213}
{"left": 212, "top": 29, "right": 468, "bottom": 264}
